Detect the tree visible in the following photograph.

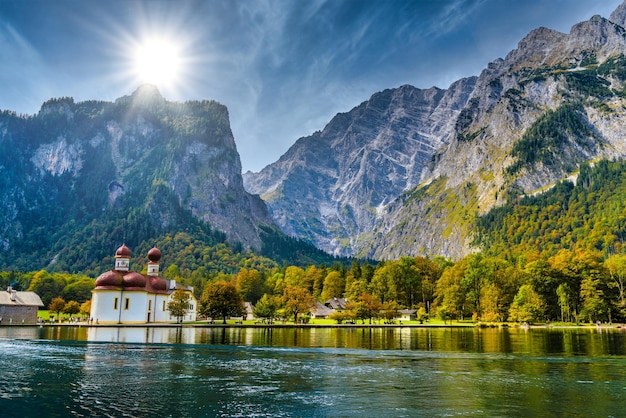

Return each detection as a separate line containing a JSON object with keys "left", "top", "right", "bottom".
{"left": 281, "top": 285, "right": 314, "bottom": 323}
{"left": 63, "top": 300, "right": 80, "bottom": 317}
{"left": 370, "top": 263, "right": 398, "bottom": 303}
{"left": 605, "top": 254, "right": 626, "bottom": 320}
{"left": 380, "top": 300, "right": 399, "bottom": 324}
{"left": 253, "top": 294, "right": 280, "bottom": 322}
{"left": 556, "top": 283, "right": 573, "bottom": 322}
{"left": 63, "top": 278, "right": 95, "bottom": 303}
{"left": 80, "top": 300, "right": 92, "bottom": 319}
{"left": 168, "top": 288, "right": 192, "bottom": 323}
{"left": 349, "top": 293, "right": 381, "bottom": 324}
{"left": 321, "top": 271, "right": 345, "bottom": 301}
{"left": 435, "top": 259, "right": 468, "bottom": 320}
{"left": 28, "top": 270, "right": 65, "bottom": 308}
{"left": 508, "top": 285, "right": 545, "bottom": 324}
{"left": 49, "top": 297, "right": 66, "bottom": 321}
{"left": 199, "top": 280, "right": 244, "bottom": 324}
{"left": 236, "top": 269, "right": 264, "bottom": 304}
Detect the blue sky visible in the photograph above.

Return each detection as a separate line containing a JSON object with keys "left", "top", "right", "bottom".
{"left": 0, "top": 0, "right": 622, "bottom": 172}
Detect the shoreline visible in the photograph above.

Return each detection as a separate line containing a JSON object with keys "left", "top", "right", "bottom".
{"left": 2, "top": 322, "right": 623, "bottom": 330}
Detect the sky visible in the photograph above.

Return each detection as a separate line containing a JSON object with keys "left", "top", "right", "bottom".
{"left": 0, "top": 0, "right": 623, "bottom": 172}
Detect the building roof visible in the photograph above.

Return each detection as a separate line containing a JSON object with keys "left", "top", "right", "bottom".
{"left": 324, "top": 297, "right": 348, "bottom": 310}
{"left": 398, "top": 309, "right": 417, "bottom": 315}
{"left": 0, "top": 290, "right": 44, "bottom": 307}
{"left": 310, "top": 301, "right": 335, "bottom": 318}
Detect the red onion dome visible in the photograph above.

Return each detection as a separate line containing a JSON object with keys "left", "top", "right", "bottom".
{"left": 123, "top": 271, "right": 147, "bottom": 288}
{"left": 147, "top": 247, "right": 162, "bottom": 262}
{"left": 95, "top": 270, "right": 123, "bottom": 288}
{"left": 115, "top": 244, "right": 131, "bottom": 258}
{"left": 149, "top": 276, "right": 168, "bottom": 292}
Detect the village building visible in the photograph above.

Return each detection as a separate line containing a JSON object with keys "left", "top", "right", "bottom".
{"left": 0, "top": 287, "right": 44, "bottom": 324}
{"left": 90, "top": 244, "right": 197, "bottom": 324}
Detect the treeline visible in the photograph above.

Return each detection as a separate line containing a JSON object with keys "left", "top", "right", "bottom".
{"left": 6, "top": 245, "right": 625, "bottom": 325}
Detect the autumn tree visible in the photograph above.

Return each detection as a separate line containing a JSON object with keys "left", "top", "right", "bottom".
{"left": 49, "top": 297, "right": 66, "bottom": 321}
{"left": 80, "top": 300, "right": 92, "bottom": 319}
{"left": 199, "top": 280, "right": 244, "bottom": 324}
{"left": 281, "top": 285, "right": 314, "bottom": 323}
{"left": 168, "top": 288, "right": 192, "bottom": 323}
{"left": 348, "top": 293, "right": 381, "bottom": 324}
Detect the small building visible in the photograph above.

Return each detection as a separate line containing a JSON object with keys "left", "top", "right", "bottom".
{"left": 310, "top": 301, "right": 335, "bottom": 319}
{"left": 0, "top": 287, "right": 44, "bottom": 324}
{"left": 396, "top": 309, "right": 417, "bottom": 321}
{"left": 90, "top": 244, "right": 197, "bottom": 324}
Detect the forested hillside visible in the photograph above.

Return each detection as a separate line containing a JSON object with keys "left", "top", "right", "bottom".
{"left": 477, "top": 159, "right": 626, "bottom": 259}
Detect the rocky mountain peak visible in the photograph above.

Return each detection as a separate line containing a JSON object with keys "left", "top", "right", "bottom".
{"left": 609, "top": 0, "right": 626, "bottom": 27}
{"left": 245, "top": 1, "right": 626, "bottom": 260}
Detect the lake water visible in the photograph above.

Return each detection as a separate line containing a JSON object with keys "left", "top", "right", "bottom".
{"left": 0, "top": 326, "right": 625, "bottom": 417}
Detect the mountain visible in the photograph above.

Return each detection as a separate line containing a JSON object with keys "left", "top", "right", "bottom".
{"left": 0, "top": 85, "right": 280, "bottom": 272}
{"left": 245, "top": 1, "right": 626, "bottom": 260}
{"left": 244, "top": 79, "right": 476, "bottom": 257}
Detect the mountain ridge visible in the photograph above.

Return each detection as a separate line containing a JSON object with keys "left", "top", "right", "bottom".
{"left": 245, "top": 0, "right": 626, "bottom": 260}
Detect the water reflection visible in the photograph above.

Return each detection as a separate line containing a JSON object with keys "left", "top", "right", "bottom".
{"left": 0, "top": 326, "right": 625, "bottom": 417}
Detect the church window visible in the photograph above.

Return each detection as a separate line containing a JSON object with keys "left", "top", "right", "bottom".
{"left": 124, "top": 298, "right": 130, "bottom": 310}
{"left": 113, "top": 297, "right": 118, "bottom": 310}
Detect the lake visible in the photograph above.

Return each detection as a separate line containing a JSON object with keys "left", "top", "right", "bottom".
{"left": 0, "top": 325, "right": 625, "bottom": 417}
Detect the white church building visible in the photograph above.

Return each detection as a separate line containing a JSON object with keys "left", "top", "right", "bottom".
{"left": 90, "top": 244, "right": 197, "bottom": 324}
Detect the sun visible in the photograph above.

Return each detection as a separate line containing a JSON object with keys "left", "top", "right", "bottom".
{"left": 133, "top": 38, "right": 182, "bottom": 88}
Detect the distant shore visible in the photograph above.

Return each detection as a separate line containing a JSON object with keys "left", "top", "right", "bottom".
{"left": 3, "top": 321, "right": 624, "bottom": 330}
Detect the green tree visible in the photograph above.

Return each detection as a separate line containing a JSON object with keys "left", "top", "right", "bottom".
{"left": 63, "top": 278, "right": 95, "bottom": 303}
{"left": 605, "top": 254, "right": 626, "bottom": 319}
{"left": 236, "top": 269, "right": 264, "bottom": 304}
{"left": 63, "top": 300, "right": 80, "bottom": 317}
{"left": 508, "top": 285, "right": 545, "bottom": 324}
{"left": 168, "top": 288, "right": 192, "bottom": 323}
{"left": 370, "top": 263, "right": 398, "bottom": 303}
{"left": 28, "top": 270, "right": 65, "bottom": 308}
{"left": 253, "top": 294, "right": 280, "bottom": 322}
{"left": 199, "top": 280, "right": 244, "bottom": 324}
{"left": 435, "top": 259, "right": 468, "bottom": 320}
{"left": 321, "top": 271, "right": 345, "bottom": 301}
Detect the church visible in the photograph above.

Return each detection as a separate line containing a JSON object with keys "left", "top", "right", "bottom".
{"left": 90, "top": 244, "right": 197, "bottom": 324}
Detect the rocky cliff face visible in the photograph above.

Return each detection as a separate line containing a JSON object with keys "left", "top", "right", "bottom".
{"left": 0, "top": 85, "right": 274, "bottom": 268}
{"left": 246, "top": 1, "right": 626, "bottom": 260}
{"left": 244, "top": 79, "right": 476, "bottom": 256}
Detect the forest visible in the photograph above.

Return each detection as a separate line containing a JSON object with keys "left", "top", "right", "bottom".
{"left": 2, "top": 159, "right": 626, "bottom": 325}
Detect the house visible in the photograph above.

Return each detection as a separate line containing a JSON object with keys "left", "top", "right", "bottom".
{"left": 90, "top": 244, "right": 197, "bottom": 324}
{"left": 310, "top": 301, "right": 335, "bottom": 319}
{"left": 324, "top": 297, "right": 348, "bottom": 310}
{"left": 0, "top": 287, "right": 44, "bottom": 324}
{"left": 396, "top": 309, "right": 417, "bottom": 321}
